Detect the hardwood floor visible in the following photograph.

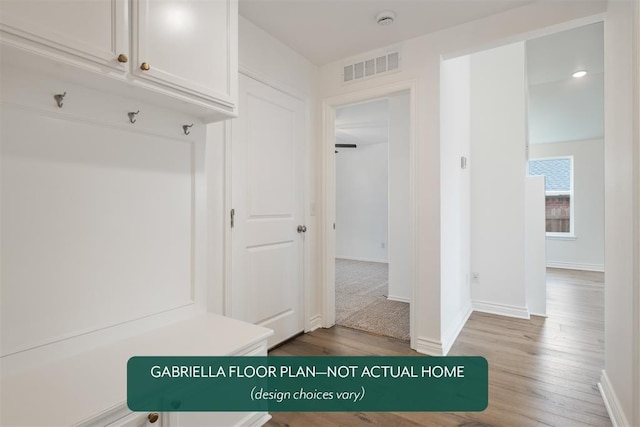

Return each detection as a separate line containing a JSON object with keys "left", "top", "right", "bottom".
{"left": 267, "top": 268, "right": 611, "bottom": 427}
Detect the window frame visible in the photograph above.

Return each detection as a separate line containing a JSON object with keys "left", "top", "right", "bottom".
{"left": 528, "top": 155, "right": 575, "bottom": 238}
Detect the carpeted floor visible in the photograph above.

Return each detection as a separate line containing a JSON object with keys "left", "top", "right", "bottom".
{"left": 335, "top": 258, "right": 410, "bottom": 341}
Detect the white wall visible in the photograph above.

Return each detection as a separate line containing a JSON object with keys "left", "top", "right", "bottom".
{"left": 388, "top": 92, "right": 411, "bottom": 301}
{"left": 334, "top": 92, "right": 411, "bottom": 295}
{"left": 600, "top": 1, "right": 637, "bottom": 425}
{"left": 525, "top": 176, "right": 547, "bottom": 316}
{"left": 530, "top": 139, "right": 605, "bottom": 271}
{"left": 636, "top": 5, "right": 640, "bottom": 426}
{"left": 207, "top": 16, "right": 320, "bottom": 324}
{"left": 320, "top": 0, "right": 607, "bottom": 354}
{"left": 335, "top": 142, "right": 389, "bottom": 262}
{"left": 440, "top": 55, "right": 472, "bottom": 352}
{"left": 525, "top": 22, "right": 605, "bottom": 145}
{"left": 1, "top": 65, "right": 208, "bottom": 371}
{"left": 470, "top": 42, "right": 529, "bottom": 319}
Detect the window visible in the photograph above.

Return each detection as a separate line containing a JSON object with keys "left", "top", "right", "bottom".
{"left": 528, "top": 157, "right": 573, "bottom": 236}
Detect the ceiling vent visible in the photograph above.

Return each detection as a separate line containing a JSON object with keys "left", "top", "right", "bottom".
{"left": 343, "top": 51, "right": 400, "bottom": 84}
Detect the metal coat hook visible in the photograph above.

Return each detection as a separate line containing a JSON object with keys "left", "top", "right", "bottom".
{"left": 182, "top": 123, "right": 194, "bottom": 135}
{"left": 128, "top": 110, "right": 140, "bottom": 124}
{"left": 54, "top": 92, "right": 66, "bottom": 108}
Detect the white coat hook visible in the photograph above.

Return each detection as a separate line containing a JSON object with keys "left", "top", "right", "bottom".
{"left": 128, "top": 110, "right": 140, "bottom": 124}
{"left": 54, "top": 92, "right": 67, "bottom": 108}
{"left": 182, "top": 123, "right": 194, "bottom": 135}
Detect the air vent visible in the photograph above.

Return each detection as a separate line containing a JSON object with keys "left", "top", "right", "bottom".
{"left": 343, "top": 51, "right": 400, "bottom": 83}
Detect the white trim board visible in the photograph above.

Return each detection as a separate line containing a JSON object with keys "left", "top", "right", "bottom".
{"left": 415, "top": 310, "right": 473, "bottom": 356}
{"left": 307, "top": 315, "right": 323, "bottom": 333}
{"left": 387, "top": 295, "right": 410, "bottom": 303}
{"left": 415, "top": 336, "right": 445, "bottom": 356}
{"left": 335, "top": 256, "right": 389, "bottom": 264}
{"left": 546, "top": 261, "right": 605, "bottom": 272}
{"left": 442, "top": 305, "right": 472, "bottom": 356}
{"left": 598, "top": 370, "right": 630, "bottom": 427}
{"left": 472, "top": 301, "right": 530, "bottom": 319}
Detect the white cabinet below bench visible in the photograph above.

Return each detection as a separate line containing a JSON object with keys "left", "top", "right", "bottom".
{"left": 1, "top": 314, "right": 272, "bottom": 427}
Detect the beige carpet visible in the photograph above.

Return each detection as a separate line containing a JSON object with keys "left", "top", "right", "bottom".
{"left": 335, "top": 258, "right": 410, "bottom": 341}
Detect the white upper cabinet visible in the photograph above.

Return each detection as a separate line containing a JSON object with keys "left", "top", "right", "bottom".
{"left": 132, "top": 0, "right": 237, "bottom": 112}
{"left": 0, "top": 0, "right": 129, "bottom": 71}
{"left": 0, "top": 0, "right": 238, "bottom": 121}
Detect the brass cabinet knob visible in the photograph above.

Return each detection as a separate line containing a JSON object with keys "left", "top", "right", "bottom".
{"left": 117, "top": 53, "right": 128, "bottom": 63}
{"left": 140, "top": 62, "right": 150, "bottom": 71}
{"left": 148, "top": 413, "right": 159, "bottom": 423}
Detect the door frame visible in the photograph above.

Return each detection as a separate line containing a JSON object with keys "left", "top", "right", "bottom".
{"left": 223, "top": 66, "right": 312, "bottom": 333}
{"left": 320, "top": 80, "right": 419, "bottom": 349}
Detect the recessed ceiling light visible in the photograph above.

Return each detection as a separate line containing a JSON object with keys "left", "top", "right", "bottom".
{"left": 572, "top": 70, "right": 587, "bottom": 78}
{"left": 376, "top": 11, "right": 395, "bottom": 26}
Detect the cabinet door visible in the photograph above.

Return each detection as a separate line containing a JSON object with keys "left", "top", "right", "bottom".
{"left": 132, "top": 0, "right": 237, "bottom": 110}
{"left": 0, "top": 0, "right": 128, "bottom": 70}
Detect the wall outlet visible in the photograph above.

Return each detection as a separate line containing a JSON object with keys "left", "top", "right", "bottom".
{"left": 472, "top": 272, "right": 480, "bottom": 282}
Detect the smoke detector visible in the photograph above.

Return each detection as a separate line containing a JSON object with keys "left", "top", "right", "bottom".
{"left": 376, "top": 11, "right": 395, "bottom": 26}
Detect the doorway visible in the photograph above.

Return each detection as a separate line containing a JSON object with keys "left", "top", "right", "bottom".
{"left": 525, "top": 22, "right": 605, "bottom": 277}
{"left": 321, "top": 81, "right": 417, "bottom": 348}
{"left": 439, "top": 21, "right": 604, "bottom": 322}
{"left": 333, "top": 94, "right": 411, "bottom": 341}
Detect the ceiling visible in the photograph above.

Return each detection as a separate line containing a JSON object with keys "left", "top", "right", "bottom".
{"left": 526, "top": 22, "right": 604, "bottom": 86}
{"left": 526, "top": 22, "right": 604, "bottom": 144}
{"left": 335, "top": 99, "right": 389, "bottom": 146}
{"left": 239, "top": 0, "right": 534, "bottom": 65}
{"left": 261, "top": 2, "right": 603, "bottom": 147}
{"left": 335, "top": 23, "right": 605, "bottom": 148}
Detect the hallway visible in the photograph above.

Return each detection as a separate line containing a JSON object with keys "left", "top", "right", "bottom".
{"left": 268, "top": 268, "right": 610, "bottom": 426}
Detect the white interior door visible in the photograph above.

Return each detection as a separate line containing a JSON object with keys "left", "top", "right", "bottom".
{"left": 229, "top": 74, "right": 305, "bottom": 347}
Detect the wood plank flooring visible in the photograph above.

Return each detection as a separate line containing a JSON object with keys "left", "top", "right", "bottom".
{"left": 267, "top": 268, "right": 611, "bottom": 427}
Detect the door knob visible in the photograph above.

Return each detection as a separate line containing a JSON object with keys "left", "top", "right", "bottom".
{"left": 297, "top": 225, "right": 307, "bottom": 233}
{"left": 140, "top": 62, "right": 150, "bottom": 71}
{"left": 148, "top": 413, "right": 159, "bottom": 423}
{"left": 117, "top": 53, "right": 128, "bottom": 63}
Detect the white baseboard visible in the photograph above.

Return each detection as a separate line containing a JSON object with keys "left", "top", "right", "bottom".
{"left": 415, "top": 305, "right": 472, "bottom": 356}
{"left": 415, "top": 336, "right": 445, "bottom": 356}
{"left": 546, "top": 260, "right": 605, "bottom": 272}
{"left": 387, "top": 294, "right": 410, "bottom": 303}
{"left": 529, "top": 311, "right": 548, "bottom": 318}
{"left": 442, "top": 305, "right": 472, "bottom": 355}
{"left": 335, "top": 256, "right": 388, "bottom": 264}
{"left": 307, "top": 315, "right": 323, "bottom": 332}
{"left": 472, "top": 300, "right": 530, "bottom": 319}
{"left": 598, "top": 370, "right": 630, "bottom": 427}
